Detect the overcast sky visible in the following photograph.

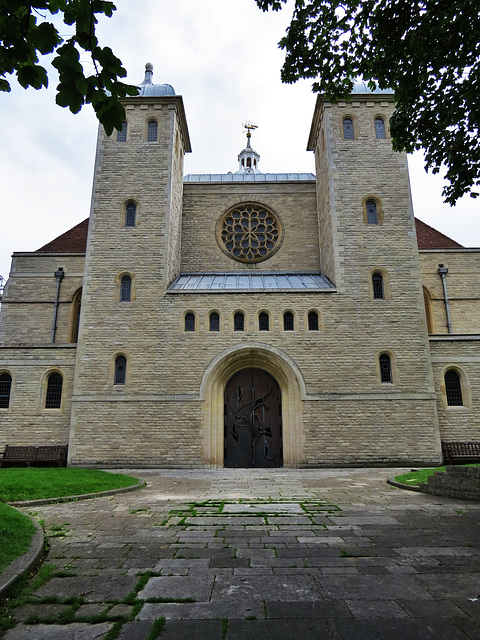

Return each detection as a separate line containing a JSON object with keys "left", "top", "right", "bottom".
{"left": 1, "top": 0, "right": 478, "bottom": 284}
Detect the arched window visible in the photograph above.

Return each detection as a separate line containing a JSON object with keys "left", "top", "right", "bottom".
{"left": 45, "top": 372, "right": 63, "bottom": 409}
{"left": 117, "top": 121, "right": 127, "bottom": 142}
{"left": 70, "top": 288, "right": 82, "bottom": 343}
{"left": 120, "top": 275, "right": 132, "bottom": 302}
{"left": 234, "top": 312, "right": 244, "bottom": 331}
{"left": 147, "top": 120, "right": 158, "bottom": 142}
{"left": 372, "top": 273, "right": 384, "bottom": 299}
{"left": 209, "top": 312, "right": 220, "bottom": 332}
{"left": 125, "top": 203, "right": 136, "bottom": 227}
{"left": 259, "top": 312, "right": 269, "bottom": 331}
{"left": 343, "top": 117, "right": 354, "bottom": 140}
{"left": 0, "top": 373, "right": 12, "bottom": 409}
{"left": 114, "top": 355, "right": 126, "bottom": 385}
{"left": 308, "top": 311, "right": 319, "bottom": 331}
{"left": 283, "top": 312, "right": 294, "bottom": 331}
{"left": 185, "top": 313, "right": 195, "bottom": 332}
{"left": 375, "top": 117, "right": 386, "bottom": 139}
{"left": 379, "top": 354, "right": 393, "bottom": 383}
{"left": 366, "top": 200, "right": 378, "bottom": 225}
{"left": 445, "top": 370, "right": 463, "bottom": 406}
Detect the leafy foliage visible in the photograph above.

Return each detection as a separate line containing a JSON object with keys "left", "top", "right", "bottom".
{"left": 0, "top": 1, "right": 138, "bottom": 133}
{"left": 255, "top": 0, "right": 480, "bottom": 205}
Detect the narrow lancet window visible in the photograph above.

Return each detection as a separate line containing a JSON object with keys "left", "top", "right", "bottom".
{"left": 366, "top": 200, "right": 378, "bottom": 225}
{"left": 147, "top": 120, "right": 158, "bottom": 142}
{"left": 372, "top": 273, "right": 384, "bottom": 299}
{"left": 375, "top": 118, "right": 386, "bottom": 139}
{"left": 209, "top": 312, "right": 220, "bottom": 332}
{"left": 445, "top": 370, "right": 463, "bottom": 406}
{"left": 185, "top": 313, "right": 195, "bottom": 332}
{"left": 125, "top": 203, "right": 136, "bottom": 227}
{"left": 114, "top": 356, "right": 126, "bottom": 385}
{"left": 259, "top": 312, "right": 269, "bottom": 331}
{"left": 234, "top": 312, "right": 244, "bottom": 331}
{"left": 343, "top": 118, "right": 354, "bottom": 140}
{"left": 45, "top": 373, "right": 63, "bottom": 408}
{"left": 379, "top": 354, "right": 393, "bottom": 383}
{"left": 120, "top": 275, "right": 132, "bottom": 302}
{"left": 283, "top": 312, "right": 294, "bottom": 331}
{"left": 0, "top": 373, "right": 12, "bottom": 409}
{"left": 308, "top": 311, "right": 319, "bottom": 331}
{"left": 117, "top": 121, "right": 127, "bottom": 142}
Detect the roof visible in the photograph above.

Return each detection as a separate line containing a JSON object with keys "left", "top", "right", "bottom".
{"left": 169, "top": 273, "right": 334, "bottom": 293}
{"left": 36, "top": 219, "right": 89, "bottom": 253}
{"left": 184, "top": 173, "right": 316, "bottom": 183}
{"left": 136, "top": 63, "right": 176, "bottom": 97}
{"left": 351, "top": 81, "right": 394, "bottom": 95}
{"left": 34, "top": 216, "right": 462, "bottom": 255}
{"left": 415, "top": 218, "right": 463, "bottom": 249}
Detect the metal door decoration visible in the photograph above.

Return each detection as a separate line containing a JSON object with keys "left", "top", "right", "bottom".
{"left": 225, "top": 369, "right": 282, "bottom": 468}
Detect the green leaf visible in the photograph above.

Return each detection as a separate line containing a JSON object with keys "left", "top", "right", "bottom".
{"left": 17, "top": 64, "right": 48, "bottom": 89}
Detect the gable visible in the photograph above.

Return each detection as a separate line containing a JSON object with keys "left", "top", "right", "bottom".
{"left": 36, "top": 218, "right": 89, "bottom": 253}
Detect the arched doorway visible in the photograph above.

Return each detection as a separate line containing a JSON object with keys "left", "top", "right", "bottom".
{"left": 224, "top": 369, "right": 282, "bottom": 468}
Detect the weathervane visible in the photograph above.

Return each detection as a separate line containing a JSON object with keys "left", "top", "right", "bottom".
{"left": 243, "top": 121, "right": 258, "bottom": 147}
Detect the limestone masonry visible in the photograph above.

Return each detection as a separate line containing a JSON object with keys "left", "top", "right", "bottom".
{"left": 0, "top": 67, "right": 478, "bottom": 467}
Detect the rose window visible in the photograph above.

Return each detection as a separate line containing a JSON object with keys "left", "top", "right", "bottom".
{"left": 218, "top": 204, "right": 282, "bottom": 263}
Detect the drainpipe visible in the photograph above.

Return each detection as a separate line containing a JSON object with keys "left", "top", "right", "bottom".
{"left": 51, "top": 268, "right": 65, "bottom": 343}
{"left": 437, "top": 264, "right": 452, "bottom": 334}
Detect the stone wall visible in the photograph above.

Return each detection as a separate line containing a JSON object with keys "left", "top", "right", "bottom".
{"left": 421, "top": 466, "right": 480, "bottom": 500}
{"left": 429, "top": 337, "right": 480, "bottom": 440}
{"left": 0, "top": 346, "right": 76, "bottom": 448}
{"left": 419, "top": 249, "right": 480, "bottom": 335}
{"left": 0, "top": 253, "right": 85, "bottom": 345}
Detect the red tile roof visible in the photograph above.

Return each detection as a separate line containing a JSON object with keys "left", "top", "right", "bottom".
{"left": 34, "top": 216, "right": 463, "bottom": 253}
{"left": 36, "top": 218, "right": 89, "bottom": 253}
{"left": 415, "top": 218, "right": 463, "bottom": 249}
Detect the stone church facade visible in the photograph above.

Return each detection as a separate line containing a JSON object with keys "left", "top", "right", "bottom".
{"left": 1, "top": 67, "right": 479, "bottom": 467}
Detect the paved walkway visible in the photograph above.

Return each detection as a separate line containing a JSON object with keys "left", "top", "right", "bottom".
{"left": 3, "top": 468, "right": 480, "bottom": 639}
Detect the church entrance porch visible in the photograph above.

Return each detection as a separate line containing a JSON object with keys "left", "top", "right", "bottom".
{"left": 224, "top": 369, "right": 282, "bottom": 468}
{"left": 200, "top": 343, "right": 305, "bottom": 467}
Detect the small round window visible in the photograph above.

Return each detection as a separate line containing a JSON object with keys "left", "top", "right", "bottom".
{"left": 217, "top": 203, "right": 283, "bottom": 263}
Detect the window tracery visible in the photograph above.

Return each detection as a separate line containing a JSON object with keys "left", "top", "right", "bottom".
{"left": 218, "top": 203, "right": 282, "bottom": 263}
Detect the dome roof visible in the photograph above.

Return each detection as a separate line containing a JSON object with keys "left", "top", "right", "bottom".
{"left": 136, "top": 62, "right": 175, "bottom": 97}
{"left": 351, "top": 80, "right": 394, "bottom": 94}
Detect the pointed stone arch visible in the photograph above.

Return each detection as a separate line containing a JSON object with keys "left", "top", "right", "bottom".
{"left": 200, "top": 343, "right": 306, "bottom": 467}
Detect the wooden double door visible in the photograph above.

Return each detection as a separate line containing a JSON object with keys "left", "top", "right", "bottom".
{"left": 224, "top": 369, "right": 283, "bottom": 468}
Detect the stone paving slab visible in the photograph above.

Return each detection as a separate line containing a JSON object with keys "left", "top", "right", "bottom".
{"left": 4, "top": 623, "right": 112, "bottom": 639}
{"left": 211, "top": 574, "right": 321, "bottom": 602}
{"left": 138, "top": 574, "right": 214, "bottom": 601}
{"left": 227, "top": 619, "right": 332, "bottom": 640}
{"left": 330, "top": 618, "right": 470, "bottom": 640}
{"left": 138, "top": 599, "right": 263, "bottom": 620}
{"left": 3, "top": 468, "right": 480, "bottom": 639}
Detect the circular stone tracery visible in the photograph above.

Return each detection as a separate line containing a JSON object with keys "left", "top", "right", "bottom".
{"left": 218, "top": 203, "right": 282, "bottom": 263}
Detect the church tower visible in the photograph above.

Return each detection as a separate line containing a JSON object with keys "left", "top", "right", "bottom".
{"left": 306, "top": 83, "right": 442, "bottom": 464}
{"left": 68, "top": 65, "right": 191, "bottom": 464}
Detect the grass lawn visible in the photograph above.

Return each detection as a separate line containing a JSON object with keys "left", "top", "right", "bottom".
{"left": 395, "top": 464, "right": 480, "bottom": 486}
{"left": 0, "top": 468, "right": 139, "bottom": 503}
{"left": 0, "top": 502, "right": 37, "bottom": 573}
